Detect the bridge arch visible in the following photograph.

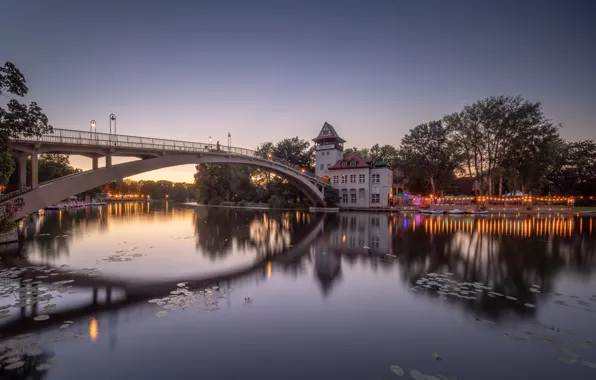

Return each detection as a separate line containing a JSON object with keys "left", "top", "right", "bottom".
{"left": 3, "top": 152, "right": 327, "bottom": 220}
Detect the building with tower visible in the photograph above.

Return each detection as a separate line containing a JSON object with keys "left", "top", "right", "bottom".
{"left": 313, "top": 122, "right": 392, "bottom": 208}
{"left": 312, "top": 122, "right": 345, "bottom": 180}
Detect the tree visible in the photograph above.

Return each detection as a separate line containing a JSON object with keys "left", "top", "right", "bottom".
{"left": 1, "top": 62, "right": 53, "bottom": 152}
{"left": 398, "top": 120, "right": 457, "bottom": 194}
{"left": 547, "top": 140, "right": 596, "bottom": 195}
{"left": 444, "top": 95, "right": 560, "bottom": 195}
{"left": 0, "top": 151, "right": 14, "bottom": 186}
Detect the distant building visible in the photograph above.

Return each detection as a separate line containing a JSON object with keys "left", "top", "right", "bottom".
{"left": 313, "top": 122, "right": 392, "bottom": 208}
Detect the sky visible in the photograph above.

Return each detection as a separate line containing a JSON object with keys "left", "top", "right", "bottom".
{"left": 2, "top": 0, "right": 595, "bottom": 182}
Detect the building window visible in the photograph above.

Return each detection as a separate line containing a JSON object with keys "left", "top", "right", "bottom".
{"left": 371, "top": 217, "right": 380, "bottom": 227}
{"left": 350, "top": 174, "right": 356, "bottom": 183}
{"left": 333, "top": 175, "right": 339, "bottom": 184}
{"left": 372, "top": 174, "right": 380, "bottom": 184}
{"left": 350, "top": 160, "right": 356, "bottom": 166}
{"left": 350, "top": 191, "right": 357, "bottom": 203}
{"left": 320, "top": 164, "right": 324, "bottom": 170}
{"left": 371, "top": 235, "right": 380, "bottom": 249}
{"left": 359, "top": 174, "right": 365, "bottom": 183}
{"left": 341, "top": 175, "right": 347, "bottom": 184}
{"left": 371, "top": 193, "right": 380, "bottom": 203}
{"left": 341, "top": 189, "right": 348, "bottom": 203}
{"left": 327, "top": 163, "right": 331, "bottom": 168}
{"left": 341, "top": 161, "right": 347, "bottom": 167}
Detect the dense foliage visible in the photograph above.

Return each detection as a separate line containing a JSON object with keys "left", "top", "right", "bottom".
{"left": 1, "top": 62, "right": 53, "bottom": 185}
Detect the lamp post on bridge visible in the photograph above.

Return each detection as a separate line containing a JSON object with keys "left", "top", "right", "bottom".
{"left": 109, "top": 114, "right": 116, "bottom": 135}
{"left": 228, "top": 132, "right": 231, "bottom": 151}
{"left": 90, "top": 120, "right": 97, "bottom": 143}
{"left": 109, "top": 113, "right": 116, "bottom": 146}
{"left": 209, "top": 136, "right": 212, "bottom": 150}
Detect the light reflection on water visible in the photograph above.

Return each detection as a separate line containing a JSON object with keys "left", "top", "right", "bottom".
{"left": 0, "top": 202, "right": 594, "bottom": 380}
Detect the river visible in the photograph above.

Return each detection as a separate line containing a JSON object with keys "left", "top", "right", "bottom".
{"left": 0, "top": 202, "right": 595, "bottom": 379}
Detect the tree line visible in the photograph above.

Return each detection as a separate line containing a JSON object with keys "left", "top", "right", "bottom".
{"left": 101, "top": 179, "right": 195, "bottom": 202}
{"left": 398, "top": 96, "right": 595, "bottom": 197}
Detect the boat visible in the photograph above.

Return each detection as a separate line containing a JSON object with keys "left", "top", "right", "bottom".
{"left": 44, "top": 205, "right": 62, "bottom": 210}
{"left": 419, "top": 209, "right": 432, "bottom": 214}
{"left": 430, "top": 209, "right": 445, "bottom": 215}
{"left": 467, "top": 209, "right": 488, "bottom": 215}
{"left": 447, "top": 209, "right": 465, "bottom": 214}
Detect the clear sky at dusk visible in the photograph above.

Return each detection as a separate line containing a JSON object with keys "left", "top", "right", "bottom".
{"left": 2, "top": 0, "right": 595, "bottom": 182}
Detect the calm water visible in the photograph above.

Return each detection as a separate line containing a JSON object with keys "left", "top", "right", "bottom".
{"left": 1, "top": 202, "right": 596, "bottom": 379}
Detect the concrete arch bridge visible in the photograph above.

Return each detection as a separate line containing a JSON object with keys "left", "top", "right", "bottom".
{"left": 1, "top": 129, "right": 331, "bottom": 220}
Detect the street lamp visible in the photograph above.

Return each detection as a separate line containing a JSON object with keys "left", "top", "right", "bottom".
{"left": 109, "top": 114, "right": 116, "bottom": 135}
{"left": 209, "top": 136, "right": 212, "bottom": 149}
{"left": 90, "top": 120, "right": 96, "bottom": 133}
{"left": 267, "top": 153, "right": 272, "bottom": 159}
{"left": 228, "top": 132, "right": 231, "bottom": 151}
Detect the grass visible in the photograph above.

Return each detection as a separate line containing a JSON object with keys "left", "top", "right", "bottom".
{"left": 573, "top": 206, "right": 596, "bottom": 212}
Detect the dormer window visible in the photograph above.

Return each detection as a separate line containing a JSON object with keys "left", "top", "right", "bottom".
{"left": 341, "top": 161, "right": 347, "bottom": 167}
{"left": 350, "top": 160, "right": 357, "bottom": 167}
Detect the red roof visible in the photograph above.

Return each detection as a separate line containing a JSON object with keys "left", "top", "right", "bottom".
{"left": 329, "top": 154, "right": 371, "bottom": 170}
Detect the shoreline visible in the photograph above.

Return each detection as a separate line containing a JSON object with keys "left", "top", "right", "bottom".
{"left": 181, "top": 202, "right": 308, "bottom": 211}
{"left": 182, "top": 202, "right": 595, "bottom": 215}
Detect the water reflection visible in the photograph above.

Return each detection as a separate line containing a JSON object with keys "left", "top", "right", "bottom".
{"left": 0, "top": 205, "right": 595, "bottom": 379}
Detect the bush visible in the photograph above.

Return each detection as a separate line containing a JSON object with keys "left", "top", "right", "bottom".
{"left": 324, "top": 187, "right": 340, "bottom": 207}
{"left": 268, "top": 195, "right": 286, "bottom": 209}
{"left": 237, "top": 200, "right": 247, "bottom": 207}
{"left": 207, "top": 197, "right": 222, "bottom": 205}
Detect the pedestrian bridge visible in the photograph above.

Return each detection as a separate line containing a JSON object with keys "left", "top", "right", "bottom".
{"left": 1, "top": 129, "right": 331, "bottom": 220}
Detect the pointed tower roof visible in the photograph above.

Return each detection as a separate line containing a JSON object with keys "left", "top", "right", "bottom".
{"left": 312, "top": 122, "right": 346, "bottom": 143}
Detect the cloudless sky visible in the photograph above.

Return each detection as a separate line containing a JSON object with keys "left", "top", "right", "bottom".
{"left": 2, "top": 0, "right": 595, "bottom": 182}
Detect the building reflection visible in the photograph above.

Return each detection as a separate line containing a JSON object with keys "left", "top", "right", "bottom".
{"left": 307, "top": 213, "right": 596, "bottom": 320}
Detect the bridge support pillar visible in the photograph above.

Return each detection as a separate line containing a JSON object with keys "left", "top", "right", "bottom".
{"left": 105, "top": 155, "right": 112, "bottom": 168}
{"left": 31, "top": 152, "right": 38, "bottom": 189}
{"left": 92, "top": 156, "right": 99, "bottom": 170}
{"left": 18, "top": 153, "right": 28, "bottom": 190}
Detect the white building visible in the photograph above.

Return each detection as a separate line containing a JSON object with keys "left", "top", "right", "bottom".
{"left": 313, "top": 122, "right": 392, "bottom": 208}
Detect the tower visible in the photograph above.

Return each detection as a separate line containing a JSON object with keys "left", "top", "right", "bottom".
{"left": 312, "top": 122, "right": 345, "bottom": 179}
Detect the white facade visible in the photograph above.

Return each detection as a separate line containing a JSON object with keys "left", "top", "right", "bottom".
{"left": 315, "top": 146, "right": 343, "bottom": 178}
{"left": 329, "top": 161, "right": 392, "bottom": 209}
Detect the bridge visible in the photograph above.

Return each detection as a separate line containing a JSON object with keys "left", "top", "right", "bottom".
{"left": 1, "top": 128, "right": 332, "bottom": 220}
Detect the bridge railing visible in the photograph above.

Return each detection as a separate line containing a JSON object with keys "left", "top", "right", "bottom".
{"left": 13, "top": 128, "right": 331, "bottom": 187}
{"left": 0, "top": 187, "right": 32, "bottom": 202}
